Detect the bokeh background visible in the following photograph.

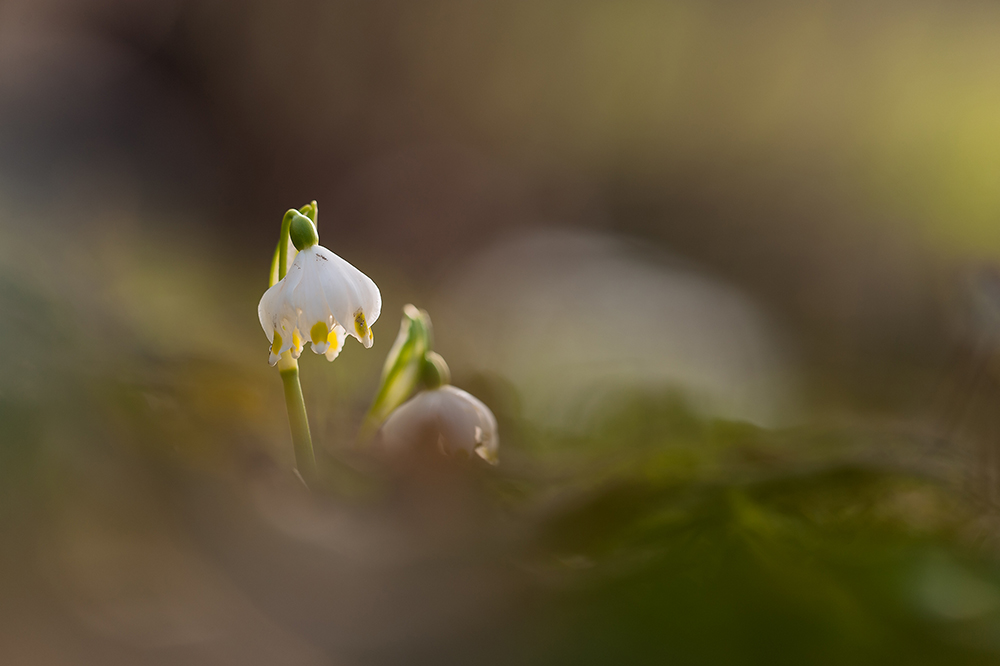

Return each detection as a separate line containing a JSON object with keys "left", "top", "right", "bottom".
{"left": 5, "top": 0, "right": 1000, "bottom": 663}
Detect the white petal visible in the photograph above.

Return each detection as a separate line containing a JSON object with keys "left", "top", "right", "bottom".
{"left": 258, "top": 282, "right": 282, "bottom": 342}
{"left": 290, "top": 248, "right": 332, "bottom": 332}
{"left": 431, "top": 386, "right": 493, "bottom": 458}
{"left": 310, "top": 322, "right": 344, "bottom": 357}
{"left": 324, "top": 325, "right": 347, "bottom": 361}
{"left": 378, "top": 393, "right": 435, "bottom": 453}
{"left": 313, "top": 245, "right": 381, "bottom": 345}
{"left": 259, "top": 259, "right": 306, "bottom": 363}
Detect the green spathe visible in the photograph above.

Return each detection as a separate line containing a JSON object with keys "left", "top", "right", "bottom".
{"left": 361, "top": 304, "right": 431, "bottom": 437}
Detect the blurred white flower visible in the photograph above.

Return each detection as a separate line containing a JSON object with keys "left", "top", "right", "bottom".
{"left": 258, "top": 244, "right": 381, "bottom": 366}
{"left": 379, "top": 385, "right": 498, "bottom": 464}
{"left": 434, "top": 229, "right": 797, "bottom": 429}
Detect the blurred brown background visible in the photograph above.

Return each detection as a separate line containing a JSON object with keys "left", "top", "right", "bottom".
{"left": 5, "top": 0, "right": 996, "bottom": 415}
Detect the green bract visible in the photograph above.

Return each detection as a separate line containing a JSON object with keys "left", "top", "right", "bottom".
{"left": 362, "top": 304, "right": 432, "bottom": 436}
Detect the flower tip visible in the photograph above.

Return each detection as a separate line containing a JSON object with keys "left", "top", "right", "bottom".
{"left": 268, "top": 351, "right": 279, "bottom": 366}
{"left": 475, "top": 444, "right": 498, "bottom": 465}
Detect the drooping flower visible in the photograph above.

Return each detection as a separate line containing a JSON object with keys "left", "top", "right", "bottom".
{"left": 378, "top": 385, "right": 499, "bottom": 464}
{"left": 258, "top": 212, "right": 381, "bottom": 365}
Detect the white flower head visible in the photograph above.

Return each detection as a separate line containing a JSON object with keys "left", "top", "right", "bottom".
{"left": 378, "top": 385, "right": 499, "bottom": 464}
{"left": 258, "top": 214, "right": 381, "bottom": 366}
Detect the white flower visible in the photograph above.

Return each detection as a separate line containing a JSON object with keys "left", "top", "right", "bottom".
{"left": 258, "top": 245, "right": 381, "bottom": 366}
{"left": 378, "top": 385, "right": 499, "bottom": 464}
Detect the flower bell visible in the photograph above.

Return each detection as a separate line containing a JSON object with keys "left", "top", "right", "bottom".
{"left": 378, "top": 384, "right": 499, "bottom": 464}
{"left": 258, "top": 210, "right": 382, "bottom": 366}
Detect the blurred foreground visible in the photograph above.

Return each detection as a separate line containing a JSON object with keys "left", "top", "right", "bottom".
{"left": 0, "top": 220, "right": 999, "bottom": 666}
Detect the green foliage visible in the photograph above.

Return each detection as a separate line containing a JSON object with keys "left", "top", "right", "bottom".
{"left": 483, "top": 395, "right": 1000, "bottom": 665}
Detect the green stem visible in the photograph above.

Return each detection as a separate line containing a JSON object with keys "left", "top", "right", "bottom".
{"left": 280, "top": 359, "right": 316, "bottom": 481}
{"left": 270, "top": 204, "right": 320, "bottom": 483}
{"left": 277, "top": 210, "right": 297, "bottom": 280}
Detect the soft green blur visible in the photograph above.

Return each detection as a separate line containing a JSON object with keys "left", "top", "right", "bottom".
{"left": 0, "top": 214, "right": 996, "bottom": 664}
